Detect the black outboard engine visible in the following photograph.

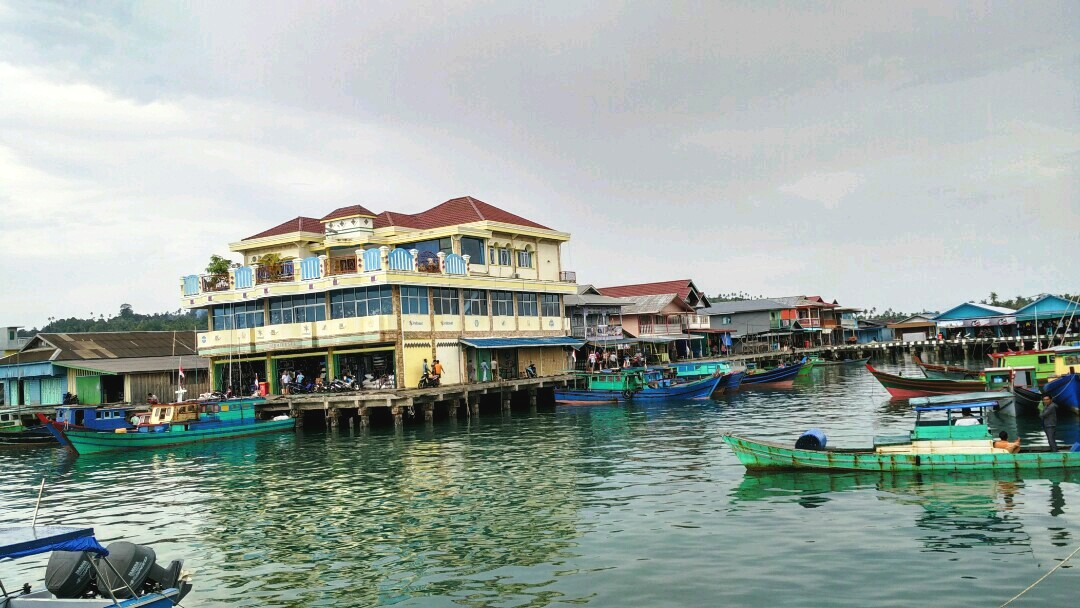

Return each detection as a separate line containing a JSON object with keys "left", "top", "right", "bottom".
{"left": 45, "top": 551, "right": 99, "bottom": 598}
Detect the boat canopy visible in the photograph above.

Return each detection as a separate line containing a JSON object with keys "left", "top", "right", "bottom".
{"left": 0, "top": 526, "right": 108, "bottom": 560}
{"left": 911, "top": 401, "right": 999, "bottom": 412}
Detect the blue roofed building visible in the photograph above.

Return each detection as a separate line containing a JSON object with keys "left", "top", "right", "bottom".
{"left": 1013, "top": 295, "right": 1080, "bottom": 339}
{"left": 932, "top": 302, "right": 1017, "bottom": 339}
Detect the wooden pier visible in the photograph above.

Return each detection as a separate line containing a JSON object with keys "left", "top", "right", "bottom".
{"left": 257, "top": 373, "right": 580, "bottom": 429}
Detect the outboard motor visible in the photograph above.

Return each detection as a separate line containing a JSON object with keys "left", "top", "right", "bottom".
{"left": 96, "top": 542, "right": 192, "bottom": 601}
{"left": 45, "top": 551, "right": 98, "bottom": 598}
{"left": 795, "top": 429, "right": 828, "bottom": 451}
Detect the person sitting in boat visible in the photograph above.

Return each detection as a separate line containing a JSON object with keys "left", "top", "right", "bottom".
{"left": 993, "top": 431, "right": 1021, "bottom": 453}
{"left": 147, "top": 392, "right": 159, "bottom": 405}
{"left": 954, "top": 407, "right": 979, "bottom": 426}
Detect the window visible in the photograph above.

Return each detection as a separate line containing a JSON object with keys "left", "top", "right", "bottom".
{"left": 330, "top": 286, "right": 392, "bottom": 318}
{"left": 722, "top": 316, "right": 732, "bottom": 325}
{"left": 517, "top": 249, "right": 532, "bottom": 268}
{"left": 211, "top": 302, "right": 265, "bottom": 330}
{"left": 268, "top": 294, "right": 325, "bottom": 325}
{"left": 517, "top": 293, "right": 538, "bottom": 317}
{"left": 464, "top": 290, "right": 488, "bottom": 316}
{"left": 401, "top": 286, "right": 429, "bottom": 315}
{"left": 406, "top": 238, "right": 452, "bottom": 255}
{"left": 461, "top": 237, "right": 485, "bottom": 264}
{"left": 432, "top": 288, "right": 459, "bottom": 315}
{"left": 541, "top": 294, "right": 561, "bottom": 317}
{"left": 7, "top": 330, "right": 13, "bottom": 341}
{"left": 499, "top": 247, "right": 511, "bottom": 266}
{"left": 491, "top": 291, "right": 514, "bottom": 316}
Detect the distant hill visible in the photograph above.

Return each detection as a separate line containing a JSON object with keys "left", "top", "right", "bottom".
{"left": 19, "top": 304, "right": 206, "bottom": 337}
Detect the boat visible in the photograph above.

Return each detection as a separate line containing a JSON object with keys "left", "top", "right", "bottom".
{"left": 0, "top": 525, "right": 192, "bottom": 607}
{"left": 910, "top": 391, "right": 1015, "bottom": 417}
{"left": 1043, "top": 374, "right": 1080, "bottom": 414}
{"left": 720, "top": 370, "right": 746, "bottom": 394}
{"left": 40, "top": 397, "right": 295, "bottom": 455}
{"left": 866, "top": 364, "right": 985, "bottom": 398}
{"left": 812, "top": 356, "right": 871, "bottom": 367}
{"left": 671, "top": 361, "right": 744, "bottom": 395}
{"left": 740, "top": 360, "right": 806, "bottom": 389}
{"left": 0, "top": 409, "right": 56, "bottom": 446}
{"left": 722, "top": 401, "right": 1080, "bottom": 471}
{"left": 911, "top": 354, "right": 983, "bottom": 380}
{"left": 554, "top": 369, "right": 724, "bottom": 404}
{"left": 987, "top": 349, "right": 1060, "bottom": 384}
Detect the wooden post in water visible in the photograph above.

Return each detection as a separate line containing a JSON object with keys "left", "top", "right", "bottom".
{"left": 291, "top": 401, "right": 303, "bottom": 429}
{"left": 502, "top": 391, "right": 511, "bottom": 414}
{"left": 358, "top": 406, "right": 369, "bottom": 428}
{"left": 528, "top": 388, "right": 538, "bottom": 414}
{"left": 391, "top": 406, "right": 403, "bottom": 429}
{"left": 423, "top": 403, "right": 434, "bottom": 423}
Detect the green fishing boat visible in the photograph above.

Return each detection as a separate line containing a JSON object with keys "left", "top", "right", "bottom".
{"left": 722, "top": 400, "right": 1080, "bottom": 471}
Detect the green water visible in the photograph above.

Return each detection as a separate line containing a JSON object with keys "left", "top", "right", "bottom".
{"left": 2, "top": 362, "right": 1079, "bottom": 606}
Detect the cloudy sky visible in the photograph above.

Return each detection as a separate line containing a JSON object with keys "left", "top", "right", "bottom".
{"left": 1, "top": 1, "right": 1076, "bottom": 325}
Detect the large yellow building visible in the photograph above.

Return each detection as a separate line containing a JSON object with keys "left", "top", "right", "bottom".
{"left": 181, "top": 196, "right": 580, "bottom": 392}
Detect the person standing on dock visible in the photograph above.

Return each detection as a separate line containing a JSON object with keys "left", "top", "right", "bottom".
{"left": 281, "top": 369, "right": 290, "bottom": 395}
{"left": 1039, "top": 394, "right": 1058, "bottom": 451}
{"left": 480, "top": 360, "right": 489, "bottom": 382}
{"left": 490, "top": 357, "right": 499, "bottom": 380}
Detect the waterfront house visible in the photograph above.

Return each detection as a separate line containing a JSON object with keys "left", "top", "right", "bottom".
{"left": 932, "top": 302, "right": 1017, "bottom": 339}
{"left": 768, "top": 296, "right": 845, "bottom": 347}
{"left": 0, "top": 331, "right": 209, "bottom": 407}
{"left": 887, "top": 315, "right": 939, "bottom": 342}
{"left": 700, "top": 299, "right": 789, "bottom": 354}
{"left": 615, "top": 293, "right": 705, "bottom": 362}
{"left": 1013, "top": 295, "right": 1080, "bottom": 339}
{"left": 564, "top": 285, "right": 630, "bottom": 343}
{"left": 1, "top": 327, "right": 28, "bottom": 357}
{"left": 180, "top": 196, "right": 581, "bottom": 390}
{"left": 852, "top": 319, "right": 894, "bottom": 344}
{"left": 597, "top": 279, "right": 712, "bottom": 310}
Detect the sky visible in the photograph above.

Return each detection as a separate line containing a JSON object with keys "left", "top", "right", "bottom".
{"left": 0, "top": 1, "right": 1076, "bottom": 326}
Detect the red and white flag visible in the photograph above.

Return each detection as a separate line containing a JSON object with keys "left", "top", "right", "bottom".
{"left": 178, "top": 365, "right": 185, "bottom": 380}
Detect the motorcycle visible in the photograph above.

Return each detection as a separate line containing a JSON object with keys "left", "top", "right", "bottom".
{"left": 288, "top": 381, "right": 315, "bottom": 394}
{"left": 62, "top": 392, "right": 80, "bottom": 405}
{"left": 417, "top": 372, "right": 440, "bottom": 389}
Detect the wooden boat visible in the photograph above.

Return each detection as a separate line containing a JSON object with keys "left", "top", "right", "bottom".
{"left": 671, "top": 361, "right": 744, "bottom": 395}
{"left": 866, "top": 364, "right": 984, "bottom": 398}
{"left": 1043, "top": 374, "right": 1080, "bottom": 414}
{"left": 554, "top": 369, "right": 724, "bottom": 404}
{"left": 812, "top": 356, "right": 871, "bottom": 367}
{"left": 41, "top": 398, "right": 294, "bottom": 455}
{"left": 912, "top": 354, "right": 983, "bottom": 380}
{"left": 741, "top": 361, "right": 805, "bottom": 389}
{"left": 987, "top": 349, "right": 1059, "bottom": 384}
{"left": 910, "top": 391, "right": 1015, "bottom": 417}
{"left": 0, "top": 524, "right": 192, "bottom": 606}
{"left": 720, "top": 371, "right": 746, "bottom": 394}
{"left": 0, "top": 409, "right": 56, "bottom": 446}
{"left": 722, "top": 401, "right": 1080, "bottom": 472}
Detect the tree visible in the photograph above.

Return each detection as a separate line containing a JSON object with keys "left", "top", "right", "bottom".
{"left": 989, "top": 292, "right": 999, "bottom": 306}
{"left": 205, "top": 254, "right": 234, "bottom": 276}
{"left": 119, "top": 303, "right": 134, "bottom": 317}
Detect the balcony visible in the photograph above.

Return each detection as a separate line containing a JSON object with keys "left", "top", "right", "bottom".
{"left": 200, "top": 274, "right": 231, "bottom": 293}
{"left": 560, "top": 271, "right": 577, "bottom": 282}
{"left": 686, "top": 315, "right": 710, "bottom": 330}
{"left": 571, "top": 324, "right": 624, "bottom": 339}
{"left": 639, "top": 323, "right": 685, "bottom": 335}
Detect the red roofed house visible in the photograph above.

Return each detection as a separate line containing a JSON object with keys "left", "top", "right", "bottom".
{"left": 596, "top": 280, "right": 713, "bottom": 359}
{"left": 181, "top": 196, "right": 580, "bottom": 393}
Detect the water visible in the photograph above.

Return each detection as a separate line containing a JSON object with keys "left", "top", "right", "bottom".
{"left": 3, "top": 360, "right": 1079, "bottom": 607}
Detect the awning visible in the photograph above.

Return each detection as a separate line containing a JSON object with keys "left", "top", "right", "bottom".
{"left": 459, "top": 337, "right": 584, "bottom": 349}
{"left": 689, "top": 328, "right": 735, "bottom": 333}
{"left": 53, "top": 356, "right": 210, "bottom": 375}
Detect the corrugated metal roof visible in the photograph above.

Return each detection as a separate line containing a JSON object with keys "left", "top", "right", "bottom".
{"left": 53, "top": 356, "right": 209, "bottom": 375}
{"left": 702, "top": 299, "right": 787, "bottom": 315}
{"left": 459, "top": 337, "right": 583, "bottom": 349}
{"left": 564, "top": 293, "right": 631, "bottom": 307}
{"left": 0, "top": 332, "right": 201, "bottom": 365}
{"left": 619, "top": 294, "right": 690, "bottom": 315}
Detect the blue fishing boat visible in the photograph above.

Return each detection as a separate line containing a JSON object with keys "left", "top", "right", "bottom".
{"left": 0, "top": 525, "right": 192, "bottom": 606}
{"left": 671, "top": 361, "right": 743, "bottom": 395}
{"left": 555, "top": 369, "right": 724, "bottom": 404}
{"left": 53, "top": 405, "right": 145, "bottom": 432}
{"left": 1043, "top": 374, "right": 1080, "bottom": 413}
{"left": 741, "top": 360, "right": 806, "bottom": 389}
{"left": 721, "top": 370, "right": 746, "bottom": 394}
{"left": 41, "top": 397, "right": 294, "bottom": 455}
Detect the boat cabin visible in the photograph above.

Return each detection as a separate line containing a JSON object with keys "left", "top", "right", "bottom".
{"left": 672, "top": 361, "right": 731, "bottom": 378}
{"left": 983, "top": 366, "right": 1036, "bottom": 391}
{"left": 989, "top": 351, "right": 1058, "bottom": 381}
{"left": 0, "top": 409, "right": 36, "bottom": 431}
{"left": 54, "top": 405, "right": 140, "bottom": 431}
{"left": 579, "top": 370, "right": 648, "bottom": 392}
{"left": 911, "top": 402, "right": 994, "bottom": 442}
{"left": 148, "top": 402, "right": 201, "bottom": 425}
{"left": 1049, "top": 345, "right": 1080, "bottom": 378}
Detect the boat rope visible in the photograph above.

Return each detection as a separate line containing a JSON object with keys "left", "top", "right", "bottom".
{"left": 999, "top": 542, "right": 1080, "bottom": 607}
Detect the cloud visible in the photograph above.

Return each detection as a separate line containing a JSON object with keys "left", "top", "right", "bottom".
{"left": 778, "top": 171, "right": 863, "bottom": 209}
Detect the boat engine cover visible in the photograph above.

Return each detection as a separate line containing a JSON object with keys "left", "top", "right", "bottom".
{"left": 795, "top": 429, "right": 828, "bottom": 450}
{"left": 45, "top": 550, "right": 97, "bottom": 598}
{"left": 96, "top": 542, "right": 156, "bottom": 597}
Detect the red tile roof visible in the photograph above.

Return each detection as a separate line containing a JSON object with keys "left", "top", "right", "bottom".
{"left": 373, "top": 196, "right": 550, "bottom": 230}
{"left": 243, "top": 196, "right": 550, "bottom": 242}
{"left": 597, "top": 280, "right": 697, "bottom": 301}
{"left": 321, "top": 205, "right": 376, "bottom": 222}
{"left": 243, "top": 217, "right": 323, "bottom": 241}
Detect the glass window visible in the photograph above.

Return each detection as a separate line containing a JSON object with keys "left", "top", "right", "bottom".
{"left": 268, "top": 294, "right": 325, "bottom": 324}
{"left": 461, "top": 237, "right": 485, "bottom": 264}
{"left": 407, "top": 238, "right": 453, "bottom": 255}
{"left": 488, "top": 247, "right": 496, "bottom": 265}
{"left": 329, "top": 286, "right": 392, "bottom": 319}
{"left": 464, "top": 290, "right": 488, "bottom": 316}
{"left": 432, "top": 288, "right": 459, "bottom": 315}
{"left": 517, "top": 250, "right": 532, "bottom": 268}
{"left": 211, "top": 302, "right": 264, "bottom": 330}
{"left": 401, "top": 286, "right": 429, "bottom": 315}
{"left": 498, "top": 247, "right": 511, "bottom": 266}
{"left": 491, "top": 291, "right": 514, "bottom": 316}
{"left": 518, "top": 293, "right": 538, "bottom": 317}
{"left": 541, "top": 294, "right": 561, "bottom": 317}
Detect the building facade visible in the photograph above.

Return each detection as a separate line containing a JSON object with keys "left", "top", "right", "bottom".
{"left": 180, "top": 197, "right": 580, "bottom": 390}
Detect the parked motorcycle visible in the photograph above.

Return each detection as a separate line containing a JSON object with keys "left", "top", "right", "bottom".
{"left": 418, "top": 372, "right": 441, "bottom": 389}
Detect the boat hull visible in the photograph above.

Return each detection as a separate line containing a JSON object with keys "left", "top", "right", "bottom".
{"left": 554, "top": 374, "right": 723, "bottom": 404}
{"left": 52, "top": 417, "right": 296, "bottom": 454}
{"left": 0, "top": 426, "right": 57, "bottom": 446}
{"left": 912, "top": 354, "right": 983, "bottom": 380}
{"left": 741, "top": 363, "right": 804, "bottom": 389}
{"left": 1043, "top": 374, "right": 1080, "bottom": 413}
{"left": 722, "top": 434, "right": 1080, "bottom": 471}
{"left": 866, "top": 364, "right": 985, "bottom": 398}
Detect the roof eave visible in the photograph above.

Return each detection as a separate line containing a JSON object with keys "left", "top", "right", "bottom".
{"left": 229, "top": 232, "right": 326, "bottom": 252}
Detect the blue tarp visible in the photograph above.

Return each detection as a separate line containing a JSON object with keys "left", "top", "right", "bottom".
{"left": 912, "top": 401, "right": 999, "bottom": 412}
{"left": 0, "top": 526, "right": 109, "bottom": 560}
{"left": 459, "top": 337, "right": 584, "bottom": 349}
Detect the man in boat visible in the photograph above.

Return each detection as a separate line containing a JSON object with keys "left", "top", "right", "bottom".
{"left": 1040, "top": 394, "right": 1058, "bottom": 451}
{"left": 993, "top": 431, "right": 1021, "bottom": 454}
{"left": 147, "top": 392, "right": 159, "bottom": 405}
{"left": 954, "top": 407, "right": 979, "bottom": 426}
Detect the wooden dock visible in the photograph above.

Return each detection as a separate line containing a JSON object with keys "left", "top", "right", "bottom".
{"left": 257, "top": 373, "right": 580, "bottom": 429}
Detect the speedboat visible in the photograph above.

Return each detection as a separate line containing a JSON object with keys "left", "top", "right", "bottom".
{"left": 0, "top": 525, "right": 192, "bottom": 607}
